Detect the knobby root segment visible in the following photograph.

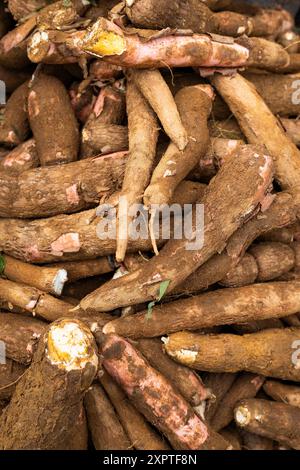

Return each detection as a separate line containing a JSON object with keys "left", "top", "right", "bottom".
{"left": 116, "top": 79, "right": 158, "bottom": 262}
{"left": 220, "top": 241, "right": 296, "bottom": 287}
{"left": 0, "top": 152, "right": 127, "bottom": 218}
{"left": 125, "top": 1, "right": 293, "bottom": 38}
{"left": 102, "top": 281, "right": 300, "bottom": 338}
{"left": 0, "top": 319, "right": 99, "bottom": 450}
{"left": 100, "top": 372, "right": 170, "bottom": 450}
{"left": 84, "top": 384, "right": 131, "bottom": 450}
{"left": 210, "top": 373, "right": 265, "bottom": 431}
{"left": 136, "top": 338, "right": 211, "bottom": 407}
{"left": 0, "top": 313, "right": 46, "bottom": 365}
{"left": 234, "top": 399, "right": 300, "bottom": 450}
{"left": 0, "top": 278, "right": 75, "bottom": 322}
{"left": 164, "top": 328, "right": 300, "bottom": 382}
{"left": 143, "top": 85, "right": 213, "bottom": 207}
{"left": 100, "top": 334, "right": 231, "bottom": 450}
{"left": 130, "top": 69, "right": 188, "bottom": 151}
{"left": 81, "top": 144, "right": 273, "bottom": 312}
{"left": 81, "top": 18, "right": 250, "bottom": 69}
{"left": 212, "top": 73, "right": 300, "bottom": 191}
{"left": 0, "top": 16, "right": 35, "bottom": 69}
{"left": 2, "top": 255, "right": 68, "bottom": 295}
{"left": 263, "top": 380, "right": 300, "bottom": 409}
{"left": 28, "top": 74, "right": 79, "bottom": 166}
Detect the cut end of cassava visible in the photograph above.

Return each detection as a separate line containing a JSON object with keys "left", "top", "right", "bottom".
{"left": 102, "top": 322, "right": 116, "bottom": 334}
{"left": 52, "top": 269, "right": 68, "bottom": 296}
{"left": 46, "top": 319, "right": 99, "bottom": 372}
{"left": 234, "top": 405, "right": 251, "bottom": 427}
{"left": 81, "top": 19, "right": 126, "bottom": 58}
{"left": 27, "top": 30, "right": 50, "bottom": 63}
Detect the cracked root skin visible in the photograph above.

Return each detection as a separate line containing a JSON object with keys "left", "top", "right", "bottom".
{"left": 234, "top": 399, "right": 300, "bottom": 450}
{"left": 263, "top": 380, "right": 300, "bottom": 409}
{"left": 0, "top": 319, "right": 99, "bottom": 450}
{"left": 164, "top": 328, "right": 300, "bottom": 382}
{"left": 81, "top": 144, "right": 273, "bottom": 313}
{"left": 101, "top": 334, "right": 230, "bottom": 450}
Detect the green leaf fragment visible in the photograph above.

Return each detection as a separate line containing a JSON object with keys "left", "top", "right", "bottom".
{"left": 0, "top": 255, "right": 5, "bottom": 275}
{"left": 146, "top": 280, "right": 170, "bottom": 320}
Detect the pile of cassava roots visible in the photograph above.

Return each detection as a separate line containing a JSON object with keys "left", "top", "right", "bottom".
{"left": 2, "top": 0, "right": 300, "bottom": 451}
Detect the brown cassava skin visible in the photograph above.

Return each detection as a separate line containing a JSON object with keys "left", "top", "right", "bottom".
{"left": 101, "top": 334, "right": 230, "bottom": 450}
{"left": 249, "top": 242, "right": 295, "bottom": 282}
{"left": 81, "top": 145, "right": 273, "bottom": 312}
{"left": 0, "top": 153, "right": 127, "bottom": 218}
{"left": 27, "top": 29, "right": 87, "bottom": 65}
{"left": 219, "top": 253, "right": 258, "bottom": 287}
{"left": 0, "top": 279, "right": 74, "bottom": 322}
{"left": 130, "top": 69, "right": 188, "bottom": 151}
{"left": 221, "top": 241, "right": 296, "bottom": 287}
{"left": 233, "top": 318, "right": 284, "bottom": 335}
{"left": 278, "top": 31, "right": 299, "bottom": 54}
{"left": 81, "top": 18, "right": 250, "bottom": 69}
{"left": 0, "top": 360, "right": 26, "bottom": 400}
{"left": 103, "top": 281, "right": 300, "bottom": 338}
{"left": 0, "top": 313, "right": 46, "bottom": 364}
{"left": 0, "top": 81, "right": 30, "bottom": 147}
{"left": 137, "top": 338, "right": 210, "bottom": 407}
{"left": 282, "top": 53, "right": 300, "bottom": 73}
{"left": 165, "top": 328, "right": 300, "bottom": 381}
{"left": 82, "top": 84, "right": 125, "bottom": 130}
{"left": 250, "top": 8, "right": 294, "bottom": 37}
{"left": 116, "top": 79, "right": 158, "bottom": 262}
{"left": 84, "top": 384, "right": 131, "bottom": 450}
{"left": 144, "top": 85, "right": 212, "bottom": 207}
{"left": 243, "top": 73, "right": 300, "bottom": 117}
{"left": 203, "top": 373, "right": 237, "bottom": 423}
{"left": 0, "top": 139, "right": 39, "bottom": 175}
{"left": 36, "top": 0, "right": 88, "bottom": 29}
{"left": 81, "top": 123, "right": 128, "bottom": 157}
{"left": 209, "top": 119, "right": 244, "bottom": 140}
{"left": 0, "top": 319, "right": 98, "bottom": 450}
{"left": 260, "top": 221, "right": 300, "bottom": 244}
{"left": 241, "top": 430, "right": 274, "bottom": 450}
{"left": 2, "top": 255, "right": 68, "bottom": 295}
{"left": 125, "top": 0, "right": 251, "bottom": 36}
{"left": 0, "top": 17, "right": 35, "bottom": 69}
{"left": 7, "top": 0, "right": 49, "bottom": 21}
{"left": 190, "top": 137, "right": 245, "bottom": 183}
{"left": 235, "top": 37, "right": 290, "bottom": 71}
{"left": 212, "top": 73, "right": 300, "bottom": 191}
{"left": 211, "top": 374, "right": 265, "bottom": 432}
{"left": 263, "top": 380, "right": 300, "bottom": 408}
{"left": 0, "top": 180, "right": 204, "bottom": 264}
{"left": 28, "top": 74, "right": 79, "bottom": 166}
{"left": 100, "top": 372, "right": 170, "bottom": 450}
{"left": 234, "top": 399, "right": 300, "bottom": 450}
{"left": 280, "top": 118, "right": 300, "bottom": 146}
{"left": 50, "top": 257, "right": 114, "bottom": 283}
{"left": 219, "top": 427, "right": 241, "bottom": 450}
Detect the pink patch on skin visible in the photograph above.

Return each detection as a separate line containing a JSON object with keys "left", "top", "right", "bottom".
{"left": 260, "top": 193, "right": 276, "bottom": 213}
{"left": 102, "top": 335, "right": 209, "bottom": 449}
{"left": 25, "top": 244, "right": 41, "bottom": 262}
{"left": 66, "top": 184, "right": 80, "bottom": 205}
{"left": 51, "top": 233, "right": 81, "bottom": 256}
{"left": 251, "top": 376, "right": 265, "bottom": 388}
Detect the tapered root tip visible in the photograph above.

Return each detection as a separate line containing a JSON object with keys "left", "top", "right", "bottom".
{"left": 53, "top": 269, "right": 68, "bottom": 296}
{"left": 234, "top": 405, "right": 251, "bottom": 427}
{"left": 46, "top": 319, "right": 99, "bottom": 372}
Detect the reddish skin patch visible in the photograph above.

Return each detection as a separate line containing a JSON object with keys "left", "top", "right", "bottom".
{"left": 66, "top": 184, "right": 80, "bottom": 205}
{"left": 102, "top": 334, "right": 209, "bottom": 449}
{"left": 51, "top": 233, "right": 81, "bottom": 256}
{"left": 25, "top": 244, "right": 41, "bottom": 262}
